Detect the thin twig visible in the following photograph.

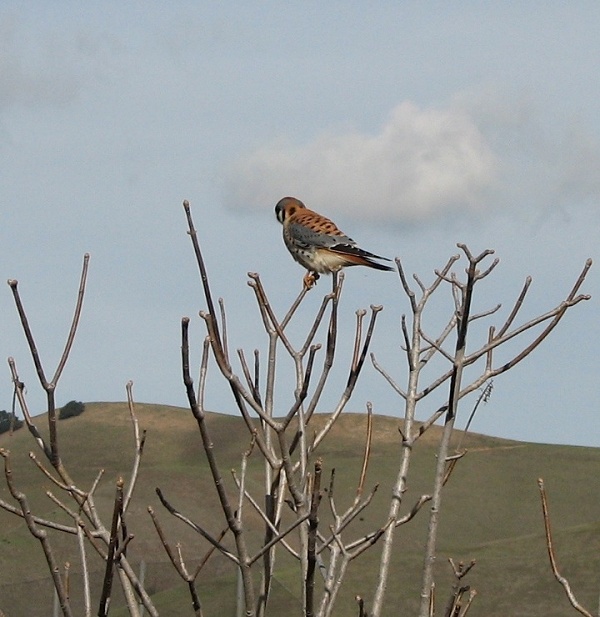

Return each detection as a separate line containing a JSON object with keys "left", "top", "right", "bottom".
{"left": 306, "top": 460, "right": 322, "bottom": 617}
{"left": 98, "top": 477, "right": 124, "bottom": 617}
{"left": 1, "top": 449, "right": 73, "bottom": 617}
{"left": 538, "top": 479, "right": 593, "bottom": 617}
{"left": 357, "top": 403, "right": 373, "bottom": 498}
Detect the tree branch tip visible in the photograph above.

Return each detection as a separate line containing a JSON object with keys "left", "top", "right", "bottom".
{"left": 182, "top": 199, "right": 190, "bottom": 208}
{"left": 181, "top": 316, "right": 190, "bottom": 325}
{"left": 247, "top": 272, "right": 259, "bottom": 280}
{"left": 356, "top": 308, "right": 367, "bottom": 317}
{"left": 7, "top": 279, "right": 18, "bottom": 288}
{"left": 0, "top": 448, "right": 9, "bottom": 458}
{"left": 370, "top": 304, "right": 383, "bottom": 313}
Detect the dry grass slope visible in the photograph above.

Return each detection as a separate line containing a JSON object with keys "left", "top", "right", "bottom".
{"left": 1, "top": 402, "right": 599, "bottom": 616}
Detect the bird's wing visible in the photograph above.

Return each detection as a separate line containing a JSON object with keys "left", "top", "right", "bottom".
{"left": 288, "top": 220, "right": 355, "bottom": 249}
{"left": 327, "top": 243, "right": 391, "bottom": 262}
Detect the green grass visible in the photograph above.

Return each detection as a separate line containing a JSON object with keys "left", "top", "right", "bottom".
{"left": 1, "top": 403, "right": 599, "bottom": 616}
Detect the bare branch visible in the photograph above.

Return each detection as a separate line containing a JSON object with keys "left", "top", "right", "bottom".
{"left": 231, "top": 471, "right": 299, "bottom": 559}
{"left": 454, "top": 382, "right": 493, "bottom": 453}
{"left": 305, "top": 273, "right": 344, "bottom": 422}
{"left": 0, "top": 496, "right": 78, "bottom": 533}
{"left": 218, "top": 297, "right": 230, "bottom": 365}
{"left": 395, "top": 258, "right": 417, "bottom": 312}
{"left": 414, "top": 405, "right": 448, "bottom": 441}
{"left": 468, "top": 303, "right": 501, "bottom": 322}
{"left": 238, "top": 349, "right": 262, "bottom": 405}
{"left": 419, "top": 328, "right": 454, "bottom": 363}
{"left": 148, "top": 507, "right": 204, "bottom": 616}
{"left": 395, "top": 494, "right": 432, "bottom": 527}
{"left": 306, "top": 460, "right": 322, "bottom": 617}
{"left": 7, "top": 279, "right": 49, "bottom": 387}
{"left": 351, "top": 309, "right": 367, "bottom": 371}
{"left": 52, "top": 253, "right": 90, "bottom": 385}
{"left": 247, "top": 511, "right": 311, "bottom": 566}
{"left": 123, "top": 381, "right": 146, "bottom": 512}
{"left": 419, "top": 246, "right": 483, "bottom": 616}
{"left": 98, "top": 477, "right": 124, "bottom": 617}
{"left": 371, "top": 353, "right": 407, "bottom": 399}
{"left": 248, "top": 273, "right": 296, "bottom": 356}
{"left": 496, "top": 276, "right": 532, "bottom": 337}
{"left": 357, "top": 402, "right": 373, "bottom": 498}
{"left": 182, "top": 200, "right": 223, "bottom": 351}
{"left": 1, "top": 448, "right": 73, "bottom": 617}
{"left": 311, "top": 305, "right": 382, "bottom": 452}
{"left": 538, "top": 479, "right": 594, "bottom": 617}
{"left": 77, "top": 523, "right": 92, "bottom": 617}
{"left": 8, "top": 357, "right": 51, "bottom": 458}
{"left": 156, "top": 488, "right": 239, "bottom": 563}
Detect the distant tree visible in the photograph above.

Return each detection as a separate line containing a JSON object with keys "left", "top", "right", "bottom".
{"left": 0, "top": 410, "right": 24, "bottom": 434}
{"left": 59, "top": 400, "right": 85, "bottom": 420}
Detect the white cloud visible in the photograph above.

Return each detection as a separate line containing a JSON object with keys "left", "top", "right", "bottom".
{"left": 457, "top": 87, "right": 600, "bottom": 214}
{"left": 223, "top": 101, "right": 497, "bottom": 223}
{"left": 224, "top": 92, "right": 600, "bottom": 227}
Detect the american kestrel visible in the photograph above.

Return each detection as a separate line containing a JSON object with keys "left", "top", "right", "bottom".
{"left": 275, "top": 196, "right": 393, "bottom": 288}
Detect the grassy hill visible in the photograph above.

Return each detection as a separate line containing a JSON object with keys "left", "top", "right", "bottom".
{"left": 1, "top": 402, "right": 599, "bottom": 616}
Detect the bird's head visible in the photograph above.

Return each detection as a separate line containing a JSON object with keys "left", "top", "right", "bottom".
{"left": 275, "top": 197, "right": 306, "bottom": 224}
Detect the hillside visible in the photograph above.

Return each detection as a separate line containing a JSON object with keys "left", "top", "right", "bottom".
{"left": 1, "top": 402, "right": 599, "bottom": 616}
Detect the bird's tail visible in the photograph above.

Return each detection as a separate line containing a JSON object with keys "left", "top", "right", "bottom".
{"left": 362, "top": 258, "right": 394, "bottom": 271}
{"left": 330, "top": 244, "right": 394, "bottom": 271}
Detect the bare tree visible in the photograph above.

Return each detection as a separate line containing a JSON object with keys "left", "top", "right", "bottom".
{"left": 1, "top": 256, "right": 157, "bottom": 617}
{"left": 1, "top": 200, "right": 592, "bottom": 616}
{"left": 369, "top": 246, "right": 591, "bottom": 617}
{"left": 154, "top": 202, "right": 591, "bottom": 616}
{"left": 152, "top": 202, "right": 387, "bottom": 617}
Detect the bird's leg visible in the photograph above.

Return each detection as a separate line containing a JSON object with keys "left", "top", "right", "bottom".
{"left": 303, "top": 271, "right": 320, "bottom": 289}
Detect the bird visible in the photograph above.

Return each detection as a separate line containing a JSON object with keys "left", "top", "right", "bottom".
{"left": 275, "top": 196, "right": 393, "bottom": 288}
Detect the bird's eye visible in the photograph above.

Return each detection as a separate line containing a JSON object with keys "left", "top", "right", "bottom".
{"left": 275, "top": 204, "right": 284, "bottom": 223}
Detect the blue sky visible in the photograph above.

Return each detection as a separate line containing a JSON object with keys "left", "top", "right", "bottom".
{"left": 1, "top": 3, "right": 598, "bottom": 446}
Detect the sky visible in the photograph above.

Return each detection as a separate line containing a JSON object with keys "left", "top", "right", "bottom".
{"left": 1, "top": 2, "right": 599, "bottom": 447}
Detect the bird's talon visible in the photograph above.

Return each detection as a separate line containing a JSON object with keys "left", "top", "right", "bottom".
{"left": 303, "top": 272, "right": 319, "bottom": 289}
